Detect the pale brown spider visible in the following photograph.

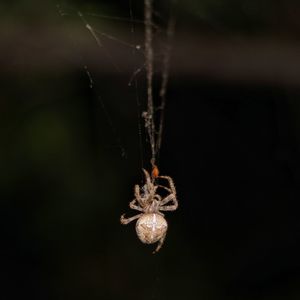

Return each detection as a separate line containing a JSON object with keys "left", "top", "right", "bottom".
{"left": 120, "top": 168, "right": 178, "bottom": 253}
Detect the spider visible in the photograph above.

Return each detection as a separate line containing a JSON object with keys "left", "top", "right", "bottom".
{"left": 120, "top": 168, "right": 178, "bottom": 253}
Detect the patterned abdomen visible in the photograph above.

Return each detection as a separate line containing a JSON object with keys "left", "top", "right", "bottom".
{"left": 136, "top": 213, "right": 168, "bottom": 244}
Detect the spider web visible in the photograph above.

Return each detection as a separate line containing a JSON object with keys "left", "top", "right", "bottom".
{"left": 57, "top": 1, "right": 175, "bottom": 171}
{"left": 56, "top": 1, "right": 175, "bottom": 299}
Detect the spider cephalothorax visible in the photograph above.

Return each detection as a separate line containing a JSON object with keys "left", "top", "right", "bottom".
{"left": 120, "top": 168, "right": 178, "bottom": 253}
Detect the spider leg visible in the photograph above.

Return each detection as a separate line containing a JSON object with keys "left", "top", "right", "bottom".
{"left": 160, "top": 194, "right": 177, "bottom": 206}
{"left": 157, "top": 176, "right": 176, "bottom": 195}
{"left": 129, "top": 199, "right": 144, "bottom": 212}
{"left": 134, "top": 184, "right": 145, "bottom": 207}
{"left": 156, "top": 184, "right": 172, "bottom": 193}
{"left": 159, "top": 194, "right": 178, "bottom": 211}
{"left": 142, "top": 168, "right": 152, "bottom": 186}
{"left": 152, "top": 231, "right": 167, "bottom": 254}
{"left": 120, "top": 213, "right": 143, "bottom": 225}
{"left": 159, "top": 204, "right": 177, "bottom": 211}
{"left": 154, "top": 195, "right": 162, "bottom": 201}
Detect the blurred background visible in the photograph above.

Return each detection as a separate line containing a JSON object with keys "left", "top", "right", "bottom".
{"left": 1, "top": 0, "right": 300, "bottom": 299}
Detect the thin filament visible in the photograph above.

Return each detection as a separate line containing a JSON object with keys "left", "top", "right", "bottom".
{"left": 156, "top": 14, "right": 175, "bottom": 156}
{"left": 144, "top": 0, "right": 156, "bottom": 165}
{"left": 129, "top": 0, "right": 144, "bottom": 169}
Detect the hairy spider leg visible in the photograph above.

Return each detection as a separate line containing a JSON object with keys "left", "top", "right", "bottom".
{"left": 156, "top": 184, "right": 172, "bottom": 193}
{"left": 153, "top": 195, "right": 162, "bottom": 201}
{"left": 157, "top": 175, "right": 176, "bottom": 195}
{"left": 156, "top": 175, "right": 178, "bottom": 210}
{"left": 129, "top": 199, "right": 144, "bottom": 211}
{"left": 142, "top": 168, "right": 153, "bottom": 186}
{"left": 120, "top": 213, "right": 143, "bottom": 225}
{"left": 159, "top": 202, "right": 178, "bottom": 211}
{"left": 159, "top": 193, "right": 178, "bottom": 208}
{"left": 141, "top": 168, "right": 159, "bottom": 205}
{"left": 134, "top": 184, "right": 146, "bottom": 207}
{"left": 153, "top": 231, "right": 167, "bottom": 254}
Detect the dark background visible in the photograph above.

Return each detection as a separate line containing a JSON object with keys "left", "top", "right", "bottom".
{"left": 1, "top": 1, "right": 300, "bottom": 299}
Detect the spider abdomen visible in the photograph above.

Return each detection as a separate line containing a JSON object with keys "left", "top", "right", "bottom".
{"left": 136, "top": 213, "right": 168, "bottom": 244}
